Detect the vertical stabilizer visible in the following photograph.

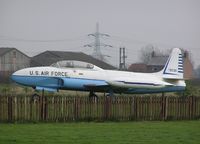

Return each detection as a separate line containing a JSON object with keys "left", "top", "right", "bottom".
{"left": 162, "top": 48, "right": 184, "bottom": 79}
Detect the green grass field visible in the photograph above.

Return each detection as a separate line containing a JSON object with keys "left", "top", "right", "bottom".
{"left": 0, "top": 121, "right": 200, "bottom": 144}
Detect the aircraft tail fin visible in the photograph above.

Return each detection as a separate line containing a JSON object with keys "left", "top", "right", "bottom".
{"left": 160, "top": 48, "right": 184, "bottom": 79}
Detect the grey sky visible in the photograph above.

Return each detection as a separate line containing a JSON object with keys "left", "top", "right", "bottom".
{"left": 0, "top": 0, "right": 199, "bottom": 67}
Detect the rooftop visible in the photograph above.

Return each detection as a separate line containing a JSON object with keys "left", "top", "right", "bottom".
{"left": 147, "top": 56, "right": 168, "bottom": 66}
{"left": 0, "top": 47, "right": 30, "bottom": 58}
{"left": 0, "top": 47, "right": 15, "bottom": 56}
{"left": 31, "top": 51, "right": 116, "bottom": 70}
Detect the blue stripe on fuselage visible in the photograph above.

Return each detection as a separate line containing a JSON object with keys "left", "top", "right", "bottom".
{"left": 11, "top": 75, "right": 63, "bottom": 88}
{"left": 62, "top": 77, "right": 108, "bottom": 90}
{"left": 11, "top": 75, "right": 108, "bottom": 90}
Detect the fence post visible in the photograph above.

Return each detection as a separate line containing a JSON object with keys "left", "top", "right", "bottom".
{"left": 40, "top": 94, "right": 47, "bottom": 121}
{"left": 189, "top": 96, "right": 192, "bottom": 119}
{"left": 104, "top": 97, "right": 110, "bottom": 120}
{"left": 0, "top": 96, "right": 1, "bottom": 121}
{"left": 7, "top": 96, "right": 12, "bottom": 122}
{"left": 134, "top": 96, "right": 138, "bottom": 120}
{"left": 30, "top": 96, "right": 32, "bottom": 121}
{"left": 44, "top": 96, "right": 48, "bottom": 121}
{"left": 164, "top": 96, "right": 168, "bottom": 120}
{"left": 74, "top": 97, "right": 80, "bottom": 121}
{"left": 40, "top": 95, "right": 43, "bottom": 121}
{"left": 160, "top": 93, "right": 167, "bottom": 120}
{"left": 189, "top": 96, "right": 195, "bottom": 119}
{"left": 149, "top": 96, "right": 152, "bottom": 120}
{"left": 129, "top": 96, "right": 134, "bottom": 120}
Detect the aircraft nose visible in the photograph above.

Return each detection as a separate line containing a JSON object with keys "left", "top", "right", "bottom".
{"left": 11, "top": 69, "right": 27, "bottom": 84}
{"left": 11, "top": 70, "right": 21, "bottom": 83}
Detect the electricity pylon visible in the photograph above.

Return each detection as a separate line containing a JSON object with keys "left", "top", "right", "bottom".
{"left": 84, "top": 23, "right": 112, "bottom": 61}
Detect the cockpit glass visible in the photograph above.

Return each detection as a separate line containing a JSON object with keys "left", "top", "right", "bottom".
{"left": 50, "top": 60, "right": 95, "bottom": 69}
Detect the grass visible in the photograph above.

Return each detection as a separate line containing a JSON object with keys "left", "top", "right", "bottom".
{"left": 0, "top": 121, "right": 200, "bottom": 144}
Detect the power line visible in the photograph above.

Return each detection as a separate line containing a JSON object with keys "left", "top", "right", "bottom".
{"left": 110, "top": 35, "right": 200, "bottom": 51}
{"left": 0, "top": 35, "right": 87, "bottom": 43}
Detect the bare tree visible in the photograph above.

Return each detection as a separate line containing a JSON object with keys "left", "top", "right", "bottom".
{"left": 139, "top": 44, "right": 155, "bottom": 64}
{"left": 139, "top": 45, "right": 172, "bottom": 64}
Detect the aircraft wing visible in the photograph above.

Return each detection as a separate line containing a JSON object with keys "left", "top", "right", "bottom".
{"left": 34, "top": 77, "right": 64, "bottom": 92}
{"left": 35, "top": 86, "right": 58, "bottom": 92}
{"left": 84, "top": 82, "right": 111, "bottom": 92}
{"left": 84, "top": 81, "right": 129, "bottom": 93}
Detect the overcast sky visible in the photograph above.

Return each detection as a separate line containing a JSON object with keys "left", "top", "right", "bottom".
{"left": 0, "top": 0, "right": 199, "bottom": 67}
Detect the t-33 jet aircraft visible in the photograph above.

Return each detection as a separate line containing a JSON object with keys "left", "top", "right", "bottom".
{"left": 11, "top": 48, "right": 186, "bottom": 97}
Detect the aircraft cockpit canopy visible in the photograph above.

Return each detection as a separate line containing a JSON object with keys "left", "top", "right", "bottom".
{"left": 50, "top": 60, "right": 103, "bottom": 70}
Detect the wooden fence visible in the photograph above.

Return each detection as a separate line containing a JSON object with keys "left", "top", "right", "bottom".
{"left": 0, "top": 95, "right": 200, "bottom": 122}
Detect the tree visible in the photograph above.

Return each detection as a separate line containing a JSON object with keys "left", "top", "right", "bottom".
{"left": 139, "top": 44, "right": 154, "bottom": 64}
{"left": 195, "top": 65, "right": 200, "bottom": 78}
{"left": 139, "top": 45, "right": 173, "bottom": 64}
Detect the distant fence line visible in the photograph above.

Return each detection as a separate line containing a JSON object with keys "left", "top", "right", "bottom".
{"left": 0, "top": 95, "right": 200, "bottom": 122}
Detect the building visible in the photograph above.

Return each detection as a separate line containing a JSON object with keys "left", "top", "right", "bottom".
{"left": 31, "top": 51, "right": 116, "bottom": 70}
{"left": 128, "top": 63, "right": 147, "bottom": 72}
{"left": 146, "top": 56, "right": 168, "bottom": 72}
{"left": 0, "top": 47, "right": 30, "bottom": 82}
{"left": 182, "top": 51, "right": 194, "bottom": 79}
{"left": 128, "top": 50, "right": 194, "bottom": 79}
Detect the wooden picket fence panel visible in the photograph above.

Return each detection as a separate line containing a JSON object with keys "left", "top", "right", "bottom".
{"left": 0, "top": 95, "right": 200, "bottom": 122}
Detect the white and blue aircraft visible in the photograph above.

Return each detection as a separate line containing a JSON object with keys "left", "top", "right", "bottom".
{"left": 11, "top": 48, "right": 186, "bottom": 96}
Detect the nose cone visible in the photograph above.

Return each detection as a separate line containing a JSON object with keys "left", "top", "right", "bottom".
{"left": 11, "top": 70, "right": 21, "bottom": 83}
{"left": 11, "top": 69, "right": 28, "bottom": 84}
